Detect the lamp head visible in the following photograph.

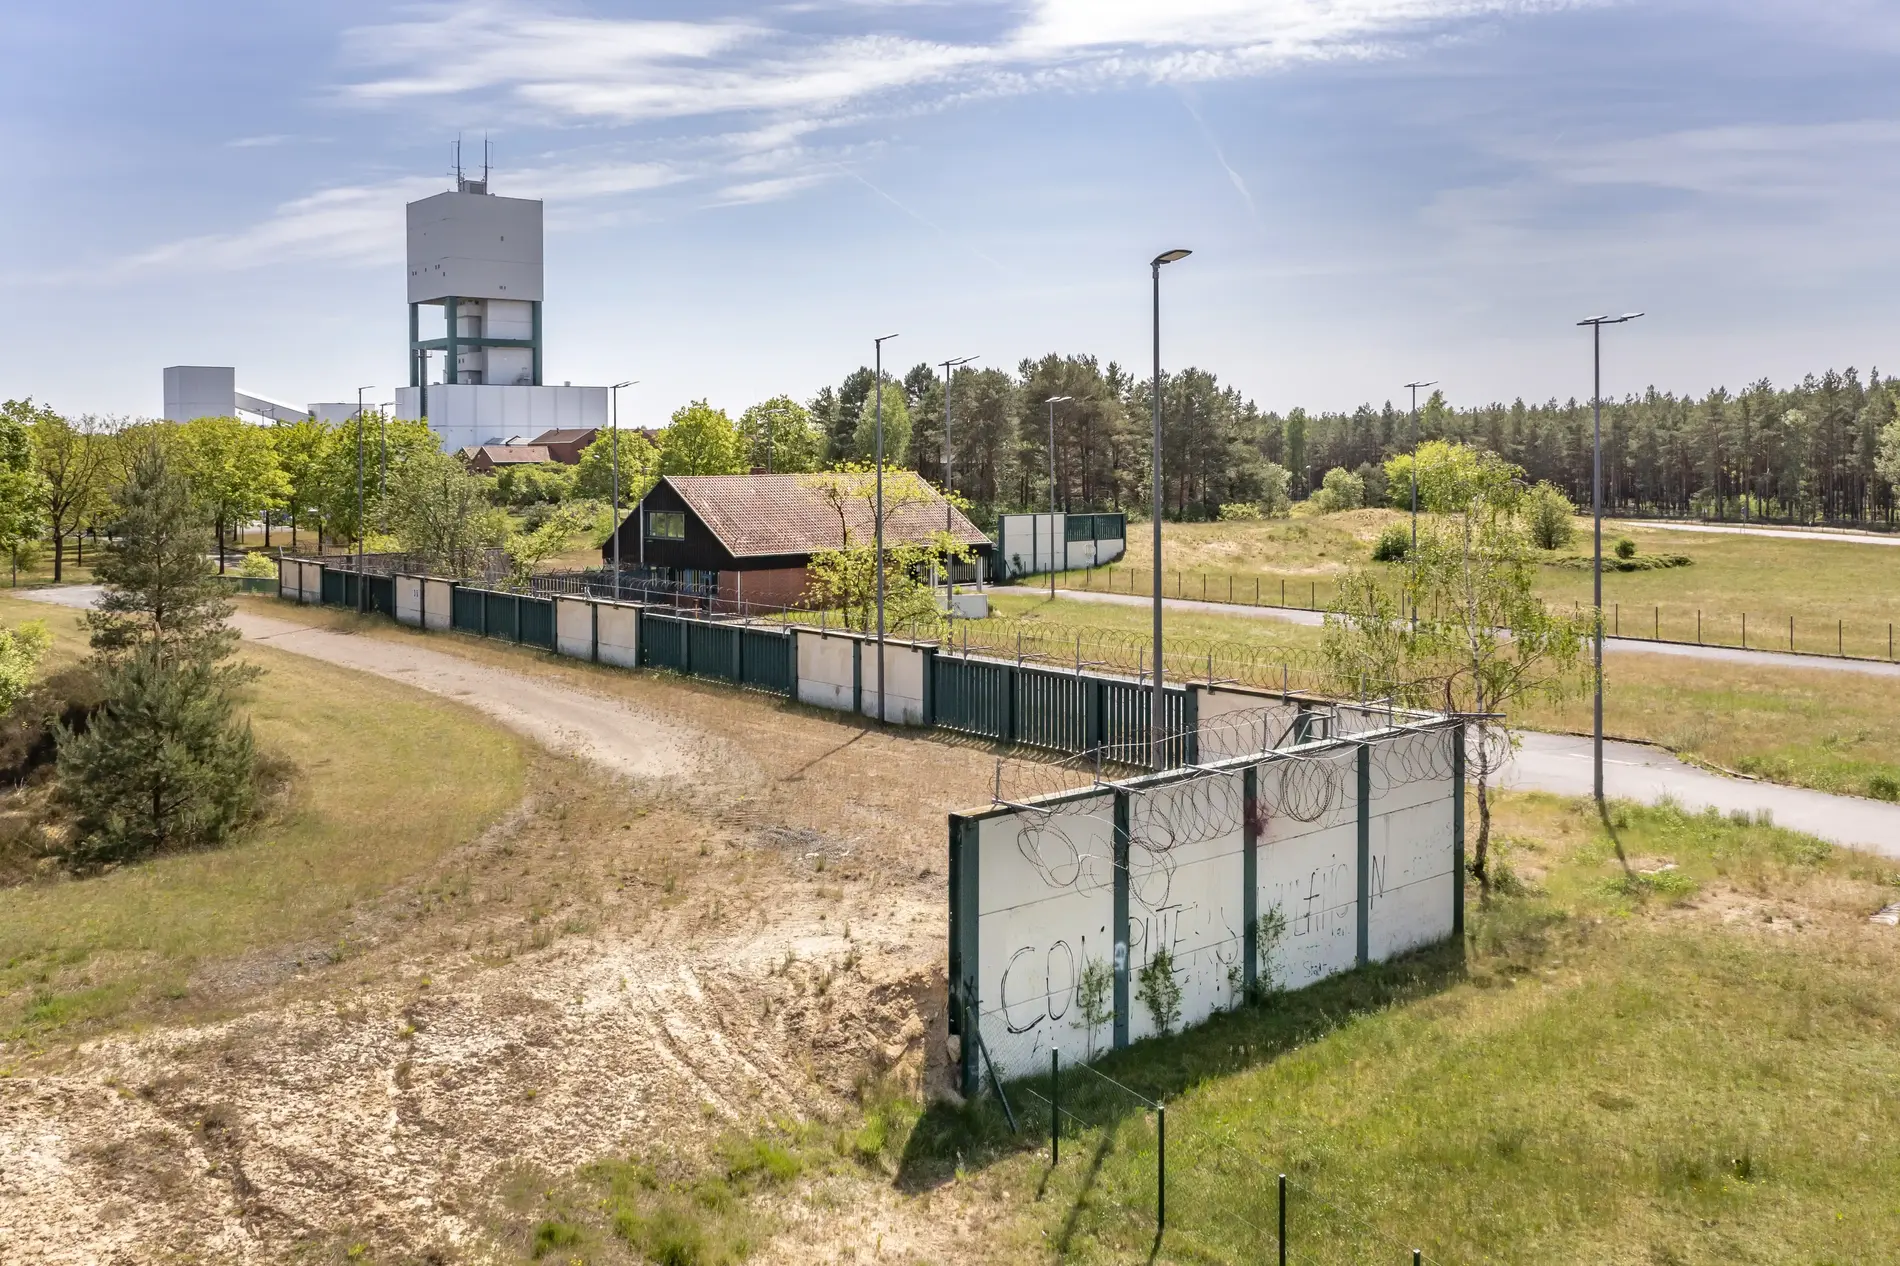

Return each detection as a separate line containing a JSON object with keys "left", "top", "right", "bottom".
{"left": 1046, "top": 395, "right": 1073, "bottom": 405}
{"left": 611, "top": 379, "right": 636, "bottom": 389}
{"left": 1151, "top": 248, "right": 1192, "bottom": 267}
{"left": 1404, "top": 380, "right": 1437, "bottom": 390}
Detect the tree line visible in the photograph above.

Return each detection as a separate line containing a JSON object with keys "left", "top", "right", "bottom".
{"left": 800, "top": 358, "right": 1900, "bottom": 528}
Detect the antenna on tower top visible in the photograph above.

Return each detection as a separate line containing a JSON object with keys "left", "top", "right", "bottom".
{"left": 453, "top": 132, "right": 488, "bottom": 195}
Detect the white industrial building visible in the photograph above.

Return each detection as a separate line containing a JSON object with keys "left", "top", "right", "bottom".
{"left": 163, "top": 365, "right": 312, "bottom": 425}
{"left": 163, "top": 164, "right": 607, "bottom": 449}
{"left": 393, "top": 172, "right": 607, "bottom": 451}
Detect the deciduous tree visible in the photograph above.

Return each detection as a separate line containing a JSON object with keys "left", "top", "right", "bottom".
{"left": 174, "top": 415, "right": 290, "bottom": 571}
{"left": 656, "top": 401, "right": 747, "bottom": 477}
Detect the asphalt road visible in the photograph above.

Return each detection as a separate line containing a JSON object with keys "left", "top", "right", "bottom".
{"left": 22, "top": 585, "right": 1900, "bottom": 859}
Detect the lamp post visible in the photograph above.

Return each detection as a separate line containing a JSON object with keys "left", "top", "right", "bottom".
{"left": 1403, "top": 380, "right": 1436, "bottom": 556}
{"left": 1577, "top": 312, "right": 1644, "bottom": 807}
{"left": 609, "top": 380, "right": 636, "bottom": 600}
{"left": 354, "top": 385, "right": 374, "bottom": 610}
{"left": 1045, "top": 395, "right": 1072, "bottom": 601}
{"left": 1149, "top": 249, "right": 1191, "bottom": 769}
{"left": 874, "top": 333, "right": 899, "bottom": 723}
{"left": 940, "top": 355, "right": 978, "bottom": 535}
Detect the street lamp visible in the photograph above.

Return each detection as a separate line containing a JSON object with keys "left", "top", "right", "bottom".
{"left": 354, "top": 385, "right": 374, "bottom": 610}
{"left": 1044, "top": 395, "right": 1072, "bottom": 602}
{"left": 609, "top": 380, "right": 637, "bottom": 600}
{"left": 1403, "top": 380, "right": 1437, "bottom": 556}
{"left": 940, "top": 355, "right": 978, "bottom": 536}
{"left": 874, "top": 333, "right": 899, "bottom": 723}
{"left": 1149, "top": 248, "right": 1191, "bottom": 769}
{"left": 1577, "top": 312, "right": 1644, "bottom": 808}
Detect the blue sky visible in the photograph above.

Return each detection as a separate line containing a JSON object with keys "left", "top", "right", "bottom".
{"left": 3, "top": 0, "right": 1896, "bottom": 429}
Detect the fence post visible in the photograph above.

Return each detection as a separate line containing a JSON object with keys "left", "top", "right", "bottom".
{"left": 1050, "top": 1049, "right": 1059, "bottom": 1166}
{"left": 1155, "top": 1101, "right": 1166, "bottom": 1236}
{"left": 1278, "top": 1174, "right": 1287, "bottom": 1266}
{"left": 1310, "top": 580, "right": 1315, "bottom": 609}
{"left": 1281, "top": 578, "right": 1285, "bottom": 607}
{"left": 1614, "top": 603, "right": 1619, "bottom": 636}
{"left": 1790, "top": 615, "right": 1794, "bottom": 651}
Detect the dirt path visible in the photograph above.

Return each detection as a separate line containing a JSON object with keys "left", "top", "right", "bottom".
{"left": 19, "top": 586, "right": 698, "bottom": 782}
{"left": 3, "top": 587, "right": 1008, "bottom": 1263}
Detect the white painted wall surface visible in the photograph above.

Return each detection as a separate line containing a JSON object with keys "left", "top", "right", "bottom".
{"left": 796, "top": 630, "right": 856, "bottom": 713}
{"left": 422, "top": 580, "right": 454, "bottom": 631}
{"left": 595, "top": 604, "right": 640, "bottom": 668}
{"left": 299, "top": 562, "right": 323, "bottom": 604}
{"left": 1125, "top": 773, "right": 1248, "bottom": 1043}
{"left": 1365, "top": 729, "right": 1458, "bottom": 961}
{"left": 394, "top": 576, "right": 424, "bottom": 627}
{"left": 1191, "top": 685, "right": 1304, "bottom": 761}
{"left": 861, "top": 642, "right": 927, "bottom": 725}
{"left": 555, "top": 597, "right": 595, "bottom": 659}
{"left": 1257, "top": 749, "right": 1362, "bottom": 990}
{"left": 277, "top": 557, "right": 297, "bottom": 601}
{"left": 974, "top": 794, "right": 1119, "bottom": 1073}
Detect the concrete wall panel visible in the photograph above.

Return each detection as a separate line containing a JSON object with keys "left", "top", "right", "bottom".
{"left": 394, "top": 575, "right": 424, "bottom": 627}
{"left": 422, "top": 579, "right": 454, "bottom": 630}
{"left": 796, "top": 629, "right": 856, "bottom": 713}
{"left": 555, "top": 596, "right": 595, "bottom": 659}
{"left": 596, "top": 603, "right": 640, "bottom": 668}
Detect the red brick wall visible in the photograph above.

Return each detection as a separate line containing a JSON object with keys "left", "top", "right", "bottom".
{"left": 717, "top": 566, "right": 809, "bottom": 613}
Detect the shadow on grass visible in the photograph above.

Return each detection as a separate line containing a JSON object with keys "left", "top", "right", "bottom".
{"left": 895, "top": 936, "right": 1473, "bottom": 1197}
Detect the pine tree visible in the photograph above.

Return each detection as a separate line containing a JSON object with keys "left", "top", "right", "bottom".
{"left": 55, "top": 645, "right": 258, "bottom": 868}
{"left": 86, "top": 439, "right": 239, "bottom": 666}
{"left": 56, "top": 439, "right": 261, "bottom": 867}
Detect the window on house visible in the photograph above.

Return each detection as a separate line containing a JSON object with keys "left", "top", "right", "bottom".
{"left": 648, "top": 511, "right": 685, "bottom": 540}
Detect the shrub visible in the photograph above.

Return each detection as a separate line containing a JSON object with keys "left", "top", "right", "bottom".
{"left": 1135, "top": 946, "right": 1183, "bottom": 1035}
{"left": 1524, "top": 482, "right": 1577, "bottom": 550}
{"left": 1372, "top": 522, "right": 1411, "bottom": 562}
{"left": 1614, "top": 536, "right": 1637, "bottom": 559}
{"left": 1309, "top": 466, "right": 1365, "bottom": 513}
{"left": 1218, "top": 502, "right": 1262, "bottom": 521}
{"left": 55, "top": 646, "right": 259, "bottom": 869}
{"left": 1258, "top": 462, "right": 1292, "bottom": 517}
{"left": 1870, "top": 774, "right": 1899, "bottom": 802}
{"left": 236, "top": 551, "right": 278, "bottom": 579}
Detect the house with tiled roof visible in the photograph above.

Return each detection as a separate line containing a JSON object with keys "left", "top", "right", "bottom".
{"left": 460, "top": 444, "right": 553, "bottom": 471}
{"left": 601, "top": 474, "right": 992, "bottom": 609}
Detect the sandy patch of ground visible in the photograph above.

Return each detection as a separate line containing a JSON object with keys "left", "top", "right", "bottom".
{"left": 0, "top": 604, "right": 1040, "bottom": 1263}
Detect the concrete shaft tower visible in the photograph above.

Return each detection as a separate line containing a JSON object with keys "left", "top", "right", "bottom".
{"left": 407, "top": 173, "right": 544, "bottom": 391}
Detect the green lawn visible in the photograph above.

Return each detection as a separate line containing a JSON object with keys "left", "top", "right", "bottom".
{"left": 1091, "top": 511, "right": 1900, "bottom": 660}
{"left": 899, "top": 795, "right": 1900, "bottom": 1264}
{"left": 0, "top": 596, "right": 528, "bottom": 1048}
{"left": 978, "top": 590, "right": 1900, "bottom": 802}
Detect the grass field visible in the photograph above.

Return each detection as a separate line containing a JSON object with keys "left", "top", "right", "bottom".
{"left": 1090, "top": 510, "right": 1900, "bottom": 660}
{"left": 0, "top": 594, "right": 528, "bottom": 1047}
{"left": 983, "top": 590, "right": 1900, "bottom": 801}
{"left": 898, "top": 794, "right": 1900, "bottom": 1264}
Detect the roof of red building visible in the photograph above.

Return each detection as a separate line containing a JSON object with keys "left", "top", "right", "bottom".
{"left": 661, "top": 474, "right": 989, "bottom": 559}
{"left": 461, "top": 445, "right": 553, "bottom": 465}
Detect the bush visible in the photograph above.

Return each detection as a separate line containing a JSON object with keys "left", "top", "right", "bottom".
{"left": 1870, "top": 774, "right": 1899, "bottom": 802}
{"left": 236, "top": 551, "right": 278, "bottom": 579}
{"left": 1615, "top": 536, "right": 1637, "bottom": 559}
{"left": 1524, "top": 482, "right": 1576, "bottom": 550}
{"left": 1218, "top": 502, "right": 1262, "bottom": 521}
{"left": 55, "top": 647, "right": 259, "bottom": 870}
{"left": 1258, "top": 462, "right": 1292, "bottom": 517}
{"left": 1372, "top": 522, "right": 1411, "bottom": 562}
{"left": 1309, "top": 467, "right": 1365, "bottom": 513}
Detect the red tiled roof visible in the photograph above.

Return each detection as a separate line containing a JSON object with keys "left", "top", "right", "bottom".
{"left": 466, "top": 445, "right": 553, "bottom": 464}
{"left": 663, "top": 474, "right": 990, "bottom": 559}
{"left": 531, "top": 428, "right": 598, "bottom": 445}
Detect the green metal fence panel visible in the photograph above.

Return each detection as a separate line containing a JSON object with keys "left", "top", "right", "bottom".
{"left": 519, "top": 596, "right": 555, "bottom": 649}
{"left": 367, "top": 574, "right": 395, "bottom": 618}
{"left": 483, "top": 591, "right": 518, "bottom": 641}
{"left": 738, "top": 627, "right": 794, "bottom": 695}
{"left": 451, "top": 586, "right": 483, "bottom": 632}
{"left": 320, "top": 567, "right": 346, "bottom": 607}
{"left": 641, "top": 612, "right": 688, "bottom": 671}
{"left": 931, "top": 656, "right": 1015, "bottom": 743}
{"left": 688, "top": 620, "right": 738, "bottom": 682}
{"left": 1016, "top": 666, "right": 1090, "bottom": 752}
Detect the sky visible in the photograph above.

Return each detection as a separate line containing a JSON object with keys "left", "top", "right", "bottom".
{"left": 2, "top": 0, "right": 1896, "bottom": 429}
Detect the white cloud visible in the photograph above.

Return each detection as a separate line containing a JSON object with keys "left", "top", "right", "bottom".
{"left": 339, "top": 0, "right": 1582, "bottom": 128}
{"left": 113, "top": 159, "right": 687, "bottom": 278}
